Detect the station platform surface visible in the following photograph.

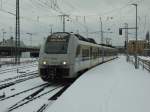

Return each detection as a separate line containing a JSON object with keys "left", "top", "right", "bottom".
{"left": 47, "top": 56, "right": 150, "bottom": 112}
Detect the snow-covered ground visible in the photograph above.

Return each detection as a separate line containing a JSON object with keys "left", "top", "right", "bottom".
{"left": 139, "top": 56, "right": 150, "bottom": 61}
{"left": 0, "top": 61, "right": 38, "bottom": 82}
{"left": 0, "top": 58, "right": 38, "bottom": 66}
{"left": 46, "top": 56, "right": 150, "bottom": 112}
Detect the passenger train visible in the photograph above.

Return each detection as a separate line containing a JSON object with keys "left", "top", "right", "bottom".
{"left": 39, "top": 32, "right": 118, "bottom": 81}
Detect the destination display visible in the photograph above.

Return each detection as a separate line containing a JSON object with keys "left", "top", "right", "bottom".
{"left": 48, "top": 35, "right": 67, "bottom": 42}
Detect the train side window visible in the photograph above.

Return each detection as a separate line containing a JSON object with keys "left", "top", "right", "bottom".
{"left": 103, "top": 49, "right": 106, "bottom": 56}
{"left": 90, "top": 47, "right": 92, "bottom": 58}
{"left": 76, "top": 45, "right": 81, "bottom": 57}
{"left": 92, "top": 47, "right": 97, "bottom": 59}
{"left": 81, "top": 46, "right": 90, "bottom": 61}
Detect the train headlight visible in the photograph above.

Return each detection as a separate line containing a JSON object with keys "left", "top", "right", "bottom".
{"left": 43, "top": 61, "right": 47, "bottom": 65}
{"left": 62, "top": 61, "right": 67, "bottom": 65}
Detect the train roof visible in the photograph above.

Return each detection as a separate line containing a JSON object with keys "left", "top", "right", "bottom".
{"left": 74, "top": 34, "right": 97, "bottom": 44}
{"left": 74, "top": 34, "right": 116, "bottom": 49}
{"left": 49, "top": 32, "right": 116, "bottom": 49}
{"left": 49, "top": 32, "right": 96, "bottom": 44}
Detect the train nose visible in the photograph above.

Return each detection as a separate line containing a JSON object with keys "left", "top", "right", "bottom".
{"left": 40, "top": 65, "right": 69, "bottom": 81}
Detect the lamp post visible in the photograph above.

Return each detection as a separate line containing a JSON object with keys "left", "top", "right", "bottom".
{"left": 132, "top": 3, "right": 138, "bottom": 69}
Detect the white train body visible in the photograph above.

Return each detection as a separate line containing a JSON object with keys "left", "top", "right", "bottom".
{"left": 39, "top": 32, "right": 117, "bottom": 81}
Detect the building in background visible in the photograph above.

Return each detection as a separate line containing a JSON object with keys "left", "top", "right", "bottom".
{"left": 0, "top": 37, "right": 39, "bottom": 57}
{"left": 127, "top": 40, "right": 150, "bottom": 56}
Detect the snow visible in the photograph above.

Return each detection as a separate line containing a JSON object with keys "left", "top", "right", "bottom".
{"left": 0, "top": 78, "right": 45, "bottom": 112}
{"left": 0, "top": 58, "right": 38, "bottom": 67}
{"left": 139, "top": 56, "right": 150, "bottom": 61}
{"left": 0, "top": 60, "right": 40, "bottom": 112}
{"left": 0, "top": 64, "right": 38, "bottom": 83}
{"left": 46, "top": 56, "right": 150, "bottom": 112}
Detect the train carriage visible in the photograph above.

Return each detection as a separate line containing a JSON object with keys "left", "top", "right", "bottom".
{"left": 39, "top": 32, "right": 117, "bottom": 81}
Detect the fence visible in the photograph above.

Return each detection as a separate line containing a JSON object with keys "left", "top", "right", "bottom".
{"left": 129, "top": 56, "right": 150, "bottom": 72}
{"left": 138, "top": 58, "right": 150, "bottom": 72}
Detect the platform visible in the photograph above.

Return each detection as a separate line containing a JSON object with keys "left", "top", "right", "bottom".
{"left": 46, "top": 56, "right": 150, "bottom": 112}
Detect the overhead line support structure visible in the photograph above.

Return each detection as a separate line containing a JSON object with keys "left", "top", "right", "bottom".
{"left": 15, "top": 0, "right": 20, "bottom": 64}
{"left": 59, "top": 14, "right": 69, "bottom": 32}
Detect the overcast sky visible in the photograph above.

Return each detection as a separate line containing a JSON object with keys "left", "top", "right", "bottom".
{"left": 0, "top": 0, "right": 149, "bottom": 46}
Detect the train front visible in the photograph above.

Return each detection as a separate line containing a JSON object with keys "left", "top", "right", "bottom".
{"left": 39, "top": 33, "right": 71, "bottom": 81}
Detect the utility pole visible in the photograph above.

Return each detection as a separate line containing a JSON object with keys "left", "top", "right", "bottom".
{"left": 9, "top": 26, "right": 13, "bottom": 37}
{"left": 132, "top": 3, "right": 138, "bottom": 69}
{"left": 1, "top": 0, "right": 2, "bottom": 8}
{"left": 99, "top": 17, "right": 104, "bottom": 62}
{"left": 51, "top": 27, "right": 53, "bottom": 34}
{"left": 83, "top": 16, "right": 89, "bottom": 38}
{"left": 62, "top": 15, "right": 65, "bottom": 32}
{"left": 100, "top": 17, "right": 103, "bottom": 44}
{"left": 86, "top": 28, "right": 89, "bottom": 38}
{"left": 15, "top": 0, "right": 20, "bottom": 64}
{"left": 2, "top": 30, "right": 6, "bottom": 45}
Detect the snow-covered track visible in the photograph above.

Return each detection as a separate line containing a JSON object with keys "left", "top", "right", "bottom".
{"left": 7, "top": 83, "right": 64, "bottom": 112}
{"left": 36, "top": 83, "right": 71, "bottom": 112}
{"left": 0, "top": 71, "right": 38, "bottom": 84}
{"left": 0, "top": 73, "right": 38, "bottom": 90}
{"left": 0, "top": 63, "right": 37, "bottom": 74}
{"left": 0, "top": 83, "right": 48, "bottom": 101}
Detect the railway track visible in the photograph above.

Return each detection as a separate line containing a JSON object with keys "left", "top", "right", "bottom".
{"left": 7, "top": 83, "right": 64, "bottom": 112}
{"left": 0, "top": 83, "right": 48, "bottom": 101}
{"left": 0, "top": 63, "right": 37, "bottom": 74}
{"left": 0, "top": 73, "right": 38, "bottom": 90}
{"left": 36, "top": 83, "right": 71, "bottom": 112}
{"left": 0, "top": 71, "right": 38, "bottom": 84}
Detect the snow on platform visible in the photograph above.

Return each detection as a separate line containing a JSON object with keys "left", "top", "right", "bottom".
{"left": 46, "top": 56, "right": 150, "bottom": 112}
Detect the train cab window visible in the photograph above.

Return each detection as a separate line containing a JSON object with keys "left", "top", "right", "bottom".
{"left": 44, "top": 34, "right": 69, "bottom": 54}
